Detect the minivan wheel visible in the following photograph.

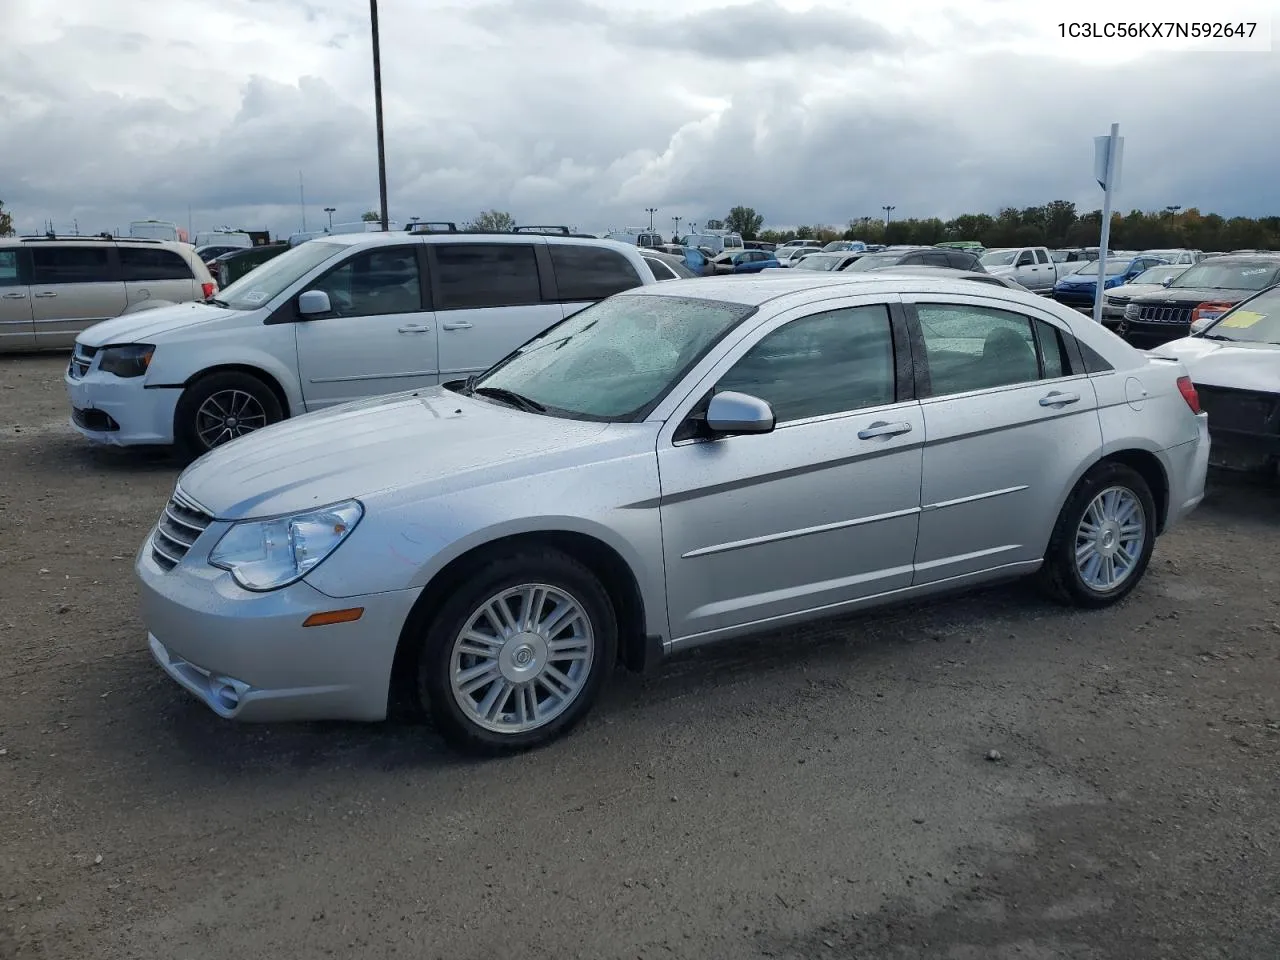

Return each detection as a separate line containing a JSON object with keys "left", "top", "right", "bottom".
{"left": 415, "top": 549, "right": 617, "bottom": 755}
{"left": 174, "top": 371, "right": 283, "bottom": 459}
{"left": 1038, "top": 461, "right": 1156, "bottom": 609}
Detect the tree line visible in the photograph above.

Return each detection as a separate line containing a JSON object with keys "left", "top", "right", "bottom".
{"left": 719, "top": 202, "right": 1279, "bottom": 252}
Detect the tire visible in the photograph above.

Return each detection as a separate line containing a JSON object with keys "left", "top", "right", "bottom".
{"left": 1038, "top": 461, "right": 1157, "bottom": 609}
{"left": 415, "top": 549, "right": 618, "bottom": 755}
{"left": 174, "top": 370, "right": 283, "bottom": 459}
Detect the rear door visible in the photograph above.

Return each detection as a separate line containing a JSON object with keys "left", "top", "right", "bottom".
{"left": 119, "top": 245, "right": 198, "bottom": 308}
{"left": 0, "top": 248, "right": 35, "bottom": 349}
{"left": 28, "top": 244, "right": 127, "bottom": 347}
{"left": 426, "top": 241, "right": 561, "bottom": 379}
{"left": 293, "top": 243, "right": 438, "bottom": 409}
{"left": 547, "top": 243, "right": 646, "bottom": 317}
{"left": 905, "top": 295, "right": 1102, "bottom": 583}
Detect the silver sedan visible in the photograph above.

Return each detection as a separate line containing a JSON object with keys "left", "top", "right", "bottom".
{"left": 137, "top": 273, "right": 1210, "bottom": 753}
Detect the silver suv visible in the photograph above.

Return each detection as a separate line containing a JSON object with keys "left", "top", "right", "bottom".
{"left": 0, "top": 236, "right": 216, "bottom": 352}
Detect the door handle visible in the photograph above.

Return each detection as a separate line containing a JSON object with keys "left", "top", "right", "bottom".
{"left": 397, "top": 323, "right": 432, "bottom": 334}
{"left": 857, "top": 420, "right": 913, "bottom": 440}
{"left": 33, "top": 291, "right": 57, "bottom": 298}
{"left": 441, "top": 321, "right": 473, "bottom": 331}
{"left": 2, "top": 292, "right": 26, "bottom": 299}
{"left": 1039, "top": 391, "right": 1080, "bottom": 407}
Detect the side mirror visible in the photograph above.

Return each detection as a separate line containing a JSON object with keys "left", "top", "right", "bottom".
{"left": 1161, "top": 277, "right": 1174, "bottom": 287}
{"left": 706, "top": 391, "right": 775, "bottom": 435}
{"left": 297, "top": 290, "right": 332, "bottom": 317}
{"left": 1190, "top": 317, "right": 1214, "bottom": 335}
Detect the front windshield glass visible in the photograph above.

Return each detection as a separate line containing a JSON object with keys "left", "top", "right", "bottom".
{"left": 980, "top": 250, "right": 1018, "bottom": 266}
{"left": 1170, "top": 261, "right": 1280, "bottom": 291}
{"left": 841, "top": 253, "right": 898, "bottom": 273}
{"left": 796, "top": 254, "right": 843, "bottom": 271}
{"left": 215, "top": 241, "right": 345, "bottom": 309}
{"left": 1131, "top": 265, "right": 1186, "bottom": 285}
{"left": 1070, "top": 259, "right": 1127, "bottom": 276}
{"left": 1202, "top": 288, "right": 1280, "bottom": 344}
{"left": 472, "top": 294, "right": 755, "bottom": 420}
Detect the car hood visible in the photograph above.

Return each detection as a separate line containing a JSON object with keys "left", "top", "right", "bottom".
{"left": 1149, "top": 336, "right": 1280, "bottom": 392}
{"left": 983, "top": 264, "right": 1016, "bottom": 275}
{"left": 177, "top": 387, "right": 617, "bottom": 519}
{"left": 1106, "top": 283, "right": 1163, "bottom": 299}
{"left": 1129, "top": 285, "right": 1253, "bottom": 305}
{"left": 77, "top": 301, "right": 238, "bottom": 347}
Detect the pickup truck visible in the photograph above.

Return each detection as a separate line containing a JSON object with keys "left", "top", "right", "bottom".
{"left": 978, "top": 246, "right": 1067, "bottom": 294}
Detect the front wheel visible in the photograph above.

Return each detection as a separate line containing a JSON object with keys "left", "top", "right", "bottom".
{"left": 174, "top": 370, "right": 283, "bottom": 459}
{"left": 415, "top": 549, "right": 618, "bottom": 755}
{"left": 1038, "top": 461, "right": 1156, "bottom": 608}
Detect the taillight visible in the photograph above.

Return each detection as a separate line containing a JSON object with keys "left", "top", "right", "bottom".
{"left": 201, "top": 281, "right": 217, "bottom": 299}
{"left": 1191, "top": 301, "right": 1232, "bottom": 323}
{"left": 1177, "top": 375, "right": 1200, "bottom": 414}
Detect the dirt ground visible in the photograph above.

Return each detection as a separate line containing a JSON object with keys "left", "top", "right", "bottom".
{"left": 1, "top": 352, "right": 1278, "bottom": 960}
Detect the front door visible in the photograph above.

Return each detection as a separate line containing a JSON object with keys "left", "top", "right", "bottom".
{"left": 28, "top": 244, "right": 127, "bottom": 347}
{"left": 906, "top": 297, "right": 1102, "bottom": 583}
{"left": 0, "top": 249, "right": 34, "bottom": 349}
{"left": 294, "top": 244, "right": 438, "bottom": 410}
{"left": 658, "top": 299, "right": 924, "bottom": 644}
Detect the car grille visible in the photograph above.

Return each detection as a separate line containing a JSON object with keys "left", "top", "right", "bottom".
{"left": 1137, "top": 305, "right": 1192, "bottom": 325}
{"left": 1105, "top": 295, "right": 1128, "bottom": 307}
{"left": 72, "top": 407, "right": 119, "bottom": 432}
{"left": 1197, "top": 385, "right": 1280, "bottom": 437}
{"left": 151, "top": 488, "right": 214, "bottom": 571}
{"left": 68, "top": 344, "right": 98, "bottom": 379}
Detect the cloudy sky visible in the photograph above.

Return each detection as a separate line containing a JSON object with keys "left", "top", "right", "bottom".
{"left": 2, "top": 0, "right": 1277, "bottom": 240}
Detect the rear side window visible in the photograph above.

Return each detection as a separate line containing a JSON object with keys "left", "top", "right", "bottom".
{"left": 549, "top": 246, "right": 643, "bottom": 301}
{"left": 949, "top": 251, "right": 981, "bottom": 270}
{"left": 643, "top": 257, "right": 679, "bottom": 281}
{"left": 1035, "top": 249, "right": 1050, "bottom": 264}
{"left": 433, "top": 244, "right": 541, "bottom": 310}
{"left": 119, "top": 247, "right": 195, "bottom": 281}
{"left": 0, "top": 250, "right": 20, "bottom": 287}
{"left": 31, "top": 246, "right": 112, "bottom": 284}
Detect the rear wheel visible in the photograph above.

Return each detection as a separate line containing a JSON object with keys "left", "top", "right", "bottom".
{"left": 1038, "top": 461, "right": 1156, "bottom": 608}
{"left": 174, "top": 370, "right": 283, "bottom": 459}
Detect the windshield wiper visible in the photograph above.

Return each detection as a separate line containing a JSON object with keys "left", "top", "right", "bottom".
{"left": 1202, "top": 333, "right": 1236, "bottom": 341}
{"left": 472, "top": 386, "right": 546, "bottom": 413}
{"left": 203, "top": 297, "right": 231, "bottom": 307}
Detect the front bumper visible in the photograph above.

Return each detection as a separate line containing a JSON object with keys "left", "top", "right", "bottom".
{"left": 1114, "top": 319, "right": 1192, "bottom": 348}
{"left": 1053, "top": 288, "right": 1096, "bottom": 311}
{"left": 137, "top": 534, "right": 421, "bottom": 722}
{"left": 64, "top": 364, "right": 181, "bottom": 446}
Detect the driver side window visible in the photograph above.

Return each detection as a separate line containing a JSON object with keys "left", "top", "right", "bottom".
{"left": 307, "top": 247, "right": 422, "bottom": 318}
{"left": 715, "top": 306, "right": 896, "bottom": 423}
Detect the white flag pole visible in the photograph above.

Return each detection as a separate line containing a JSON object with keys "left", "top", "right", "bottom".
{"left": 1092, "top": 123, "right": 1121, "bottom": 324}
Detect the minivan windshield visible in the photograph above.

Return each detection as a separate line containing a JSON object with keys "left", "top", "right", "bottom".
{"left": 214, "top": 241, "right": 345, "bottom": 309}
{"left": 1169, "top": 260, "right": 1280, "bottom": 291}
{"left": 1201, "top": 287, "right": 1280, "bottom": 344}
{"left": 469, "top": 294, "right": 755, "bottom": 420}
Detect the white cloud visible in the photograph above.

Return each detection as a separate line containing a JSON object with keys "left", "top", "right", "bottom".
{"left": 1, "top": 0, "right": 1276, "bottom": 240}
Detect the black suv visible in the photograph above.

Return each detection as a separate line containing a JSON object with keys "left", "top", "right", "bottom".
{"left": 841, "top": 247, "right": 986, "bottom": 273}
{"left": 1117, "top": 255, "right": 1280, "bottom": 347}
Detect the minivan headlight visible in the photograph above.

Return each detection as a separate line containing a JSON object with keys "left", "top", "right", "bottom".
{"left": 98, "top": 344, "right": 155, "bottom": 378}
{"left": 209, "top": 500, "right": 363, "bottom": 591}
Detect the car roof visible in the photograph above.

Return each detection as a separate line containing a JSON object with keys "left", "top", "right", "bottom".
{"left": 315, "top": 231, "right": 639, "bottom": 255}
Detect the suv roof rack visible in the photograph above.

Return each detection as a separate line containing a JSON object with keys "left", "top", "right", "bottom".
{"left": 406, "top": 221, "right": 459, "bottom": 233}
{"left": 514, "top": 225, "right": 598, "bottom": 239}
{"left": 18, "top": 234, "right": 162, "bottom": 243}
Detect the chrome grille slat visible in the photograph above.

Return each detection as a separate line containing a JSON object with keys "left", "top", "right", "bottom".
{"left": 150, "top": 487, "right": 213, "bottom": 572}
{"left": 1137, "top": 305, "right": 1192, "bottom": 325}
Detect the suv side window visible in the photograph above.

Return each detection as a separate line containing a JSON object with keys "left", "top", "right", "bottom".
{"left": 0, "top": 250, "right": 21, "bottom": 287}
{"left": 309, "top": 246, "right": 422, "bottom": 317}
{"left": 715, "top": 305, "right": 896, "bottom": 423}
{"left": 1015, "top": 250, "right": 1035, "bottom": 267}
{"left": 1034, "top": 249, "right": 1050, "bottom": 264}
{"left": 549, "top": 245, "right": 643, "bottom": 301}
{"left": 898, "top": 253, "right": 927, "bottom": 266}
{"left": 918, "top": 303, "right": 1063, "bottom": 395}
{"left": 434, "top": 243, "right": 541, "bottom": 309}
{"left": 119, "top": 247, "right": 195, "bottom": 281}
{"left": 30, "top": 246, "right": 112, "bottom": 285}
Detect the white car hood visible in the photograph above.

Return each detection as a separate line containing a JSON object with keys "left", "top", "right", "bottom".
{"left": 178, "top": 387, "right": 616, "bottom": 519}
{"left": 1107, "top": 282, "right": 1162, "bottom": 299}
{"left": 984, "top": 265, "right": 1016, "bottom": 276}
{"left": 1150, "top": 336, "right": 1280, "bottom": 393}
{"left": 77, "top": 301, "right": 238, "bottom": 348}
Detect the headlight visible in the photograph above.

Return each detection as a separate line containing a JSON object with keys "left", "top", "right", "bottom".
{"left": 98, "top": 343, "right": 155, "bottom": 378}
{"left": 1124, "top": 304, "right": 1139, "bottom": 319}
{"left": 209, "top": 500, "right": 363, "bottom": 591}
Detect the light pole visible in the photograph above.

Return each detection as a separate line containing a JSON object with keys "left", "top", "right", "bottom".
{"left": 370, "top": 0, "right": 390, "bottom": 232}
{"left": 1165, "top": 204, "right": 1181, "bottom": 218}
{"left": 672, "top": 215, "right": 681, "bottom": 240}
{"left": 324, "top": 207, "right": 336, "bottom": 230}
{"left": 882, "top": 205, "right": 896, "bottom": 227}
{"left": 645, "top": 207, "right": 658, "bottom": 230}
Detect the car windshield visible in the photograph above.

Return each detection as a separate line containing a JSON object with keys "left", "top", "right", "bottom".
{"left": 215, "top": 241, "right": 345, "bottom": 309}
{"left": 1201, "top": 287, "right": 1280, "bottom": 344}
{"left": 1070, "top": 259, "right": 1127, "bottom": 276}
{"left": 980, "top": 250, "right": 1019, "bottom": 266}
{"left": 795, "top": 253, "right": 844, "bottom": 271}
{"left": 1131, "top": 265, "right": 1187, "bottom": 285}
{"left": 470, "top": 294, "right": 755, "bottom": 420}
{"left": 841, "top": 253, "right": 899, "bottom": 272}
{"left": 1170, "top": 261, "right": 1280, "bottom": 291}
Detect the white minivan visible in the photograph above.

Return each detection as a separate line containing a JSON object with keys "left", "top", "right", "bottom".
{"left": 64, "top": 232, "right": 659, "bottom": 456}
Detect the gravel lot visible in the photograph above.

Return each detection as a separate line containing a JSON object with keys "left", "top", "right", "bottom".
{"left": 2, "top": 352, "right": 1278, "bottom": 960}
